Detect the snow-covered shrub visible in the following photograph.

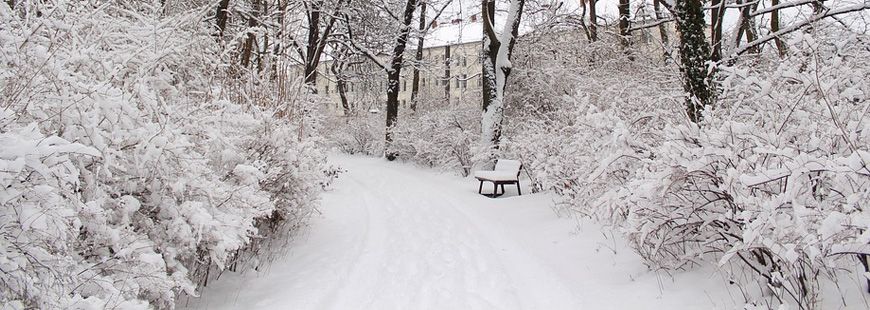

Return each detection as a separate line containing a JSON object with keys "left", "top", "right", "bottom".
{"left": 1, "top": 2, "right": 328, "bottom": 308}
{"left": 325, "top": 113, "right": 385, "bottom": 155}
{"left": 388, "top": 105, "right": 480, "bottom": 176}
{"left": 503, "top": 36, "right": 682, "bottom": 217}
{"left": 606, "top": 29, "right": 870, "bottom": 308}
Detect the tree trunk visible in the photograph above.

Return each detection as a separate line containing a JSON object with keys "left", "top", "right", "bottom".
{"left": 771, "top": 0, "right": 787, "bottom": 57}
{"left": 410, "top": 1, "right": 426, "bottom": 112}
{"left": 588, "top": 0, "right": 597, "bottom": 42}
{"left": 617, "top": 0, "right": 631, "bottom": 54}
{"left": 240, "top": 0, "right": 260, "bottom": 68}
{"left": 304, "top": 1, "right": 323, "bottom": 90}
{"left": 652, "top": 0, "right": 669, "bottom": 60}
{"left": 675, "top": 0, "right": 715, "bottom": 123}
{"left": 444, "top": 45, "right": 451, "bottom": 105}
{"left": 480, "top": 0, "right": 525, "bottom": 157}
{"left": 272, "top": 0, "right": 287, "bottom": 77}
{"left": 302, "top": 0, "right": 344, "bottom": 92}
{"left": 258, "top": 0, "right": 268, "bottom": 73}
{"left": 736, "top": 0, "right": 760, "bottom": 54}
{"left": 215, "top": 0, "right": 231, "bottom": 37}
{"left": 384, "top": 0, "right": 420, "bottom": 161}
{"left": 710, "top": 0, "right": 726, "bottom": 62}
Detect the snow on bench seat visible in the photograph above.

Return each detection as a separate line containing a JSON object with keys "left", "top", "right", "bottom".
{"left": 474, "top": 159, "right": 522, "bottom": 197}
{"left": 473, "top": 170, "right": 519, "bottom": 182}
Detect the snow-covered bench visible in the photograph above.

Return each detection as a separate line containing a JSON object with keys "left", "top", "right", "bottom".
{"left": 474, "top": 159, "right": 523, "bottom": 197}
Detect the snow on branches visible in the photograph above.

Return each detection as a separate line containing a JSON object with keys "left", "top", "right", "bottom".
{"left": 1, "top": 2, "right": 330, "bottom": 308}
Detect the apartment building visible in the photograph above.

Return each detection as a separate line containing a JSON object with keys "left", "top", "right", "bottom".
{"left": 306, "top": 16, "right": 485, "bottom": 115}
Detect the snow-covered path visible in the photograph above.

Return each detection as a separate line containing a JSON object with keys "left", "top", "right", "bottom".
{"left": 183, "top": 155, "right": 737, "bottom": 310}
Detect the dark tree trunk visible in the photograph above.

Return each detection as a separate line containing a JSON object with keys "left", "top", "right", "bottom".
{"left": 735, "top": 0, "right": 760, "bottom": 54}
{"left": 384, "top": 0, "right": 420, "bottom": 161}
{"left": 215, "top": 0, "right": 231, "bottom": 37}
{"left": 304, "top": 1, "right": 323, "bottom": 89}
{"left": 302, "top": 0, "right": 344, "bottom": 92}
{"left": 710, "top": 0, "right": 726, "bottom": 62}
{"left": 771, "top": 0, "right": 787, "bottom": 57}
{"left": 258, "top": 0, "right": 269, "bottom": 73}
{"left": 240, "top": 0, "right": 260, "bottom": 68}
{"left": 271, "top": 0, "right": 287, "bottom": 77}
{"left": 675, "top": 0, "right": 715, "bottom": 123}
{"left": 617, "top": 0, "right": 631, "bottom": 54}
{"left": 480, "top": 0, "right": 524, "bottom": 153}
{"left": 652, "top": 0, "right": 669, "bottom": 60}
{"left": 444, "top": 45, "right": 451, "bottom": 104}
{"left": 330, "top": 47, "right": 352, "bottom": 116}
{"left": 481, "top": 0, "right": 499, "bottom": 118}
{"left": 588, "top": 0, "right": 597, "bottom": 42}
{"left": 410, "top": 1, "right": 426, "bottom": 112}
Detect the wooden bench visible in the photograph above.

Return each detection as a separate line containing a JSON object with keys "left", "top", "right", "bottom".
{"left": 474, "top": 159, "right": 522, "bottom": 197}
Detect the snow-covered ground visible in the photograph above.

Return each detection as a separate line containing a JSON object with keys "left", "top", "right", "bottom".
{"left": 182, "top": 154, "right": 744, "bottom": 309}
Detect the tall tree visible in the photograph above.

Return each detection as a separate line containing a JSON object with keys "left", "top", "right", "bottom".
{"left": 709, "top": 0, "right": 726, "bottom": 62}
{"left": 410, "top": 0, "right": 427, "bottom": 112}
{"left": 345, "top": 0, "right": 420, "bottom": 160}
{"left": 480, "top": 0, "right": 525, "bottom": 157}
{"left": 674, "top": 0, "right": 715, "bottom": 123}
{"left": 215, "top": 0, "right": 231, "bottom": 37}
{"left": 770, "top": 0, "right": 787, "bottom": 57}
{"left": 301, "top": 0, "right": 346, "bottom": 91}
{"left": 652, "top": 0, "right": 669, "bottom": 59}
{"left": 240, "top": 0, "right": 260, "bottom": 68}
{"left": 734, "top": 0, "right": 760, "bottom": 54}
{"left": 588, "top": 0, "right": 597, "bottom": 42}
{"left": 617, "top": 0, "right": 631, "bottom": 52}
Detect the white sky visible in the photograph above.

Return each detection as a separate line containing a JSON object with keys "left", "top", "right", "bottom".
{"left": 423, "top": 0, "right": 870, "bottom": 46}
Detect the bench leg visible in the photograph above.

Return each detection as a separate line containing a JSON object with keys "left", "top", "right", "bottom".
{"left": 478, "top": 181, "right": 483, "bottom": 194}
{"left": 517, "top": 180, "right": 522, "bottom": 196}
{"left": 499, "top": 184, "right": 505, "bottom": 195}
{"left": 493, "top": 182, "right": 498, "bottom": 196}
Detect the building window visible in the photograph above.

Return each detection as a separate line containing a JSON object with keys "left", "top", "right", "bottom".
{"left": 461, "top": 57, "right": 467, "bottom": 67}
{"left": 325, "top": 84, "right": 330, "bottom": 95}
{"left": 478, "top": 77, "right": 482, "bottom": 87}
{"left": 461, "top": 74, "right": 467, "bottom": 89}
{"left": 403, "top": 80, "right": 407, "bottom": 92}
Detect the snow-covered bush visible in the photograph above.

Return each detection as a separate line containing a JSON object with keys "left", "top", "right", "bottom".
{"left": 1, "top": 2, "right": 328, "bottom": 308}
{"left": 325, "top": 113, "right": 385, "bottom": 156}
{"left": 388, "top": 105, "right": 480, "bottom": 176}
{"left": 502, "top": 36, "right": 682, "bottom": 217}
{"left": 605, "top": 29, "right": 870, "bottom": 308}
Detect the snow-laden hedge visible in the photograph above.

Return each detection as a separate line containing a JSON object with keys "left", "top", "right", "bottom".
{"left": 505, "top": 28, "right": 869, "bottom": 308}
{"left": 1, "top": 3, "right": 329, "bottom": 309}
{"left": 326, "top": 104, "right": 479, "bottom": 177}
{"left": 388, "top": 105, "right": 480, "bottom": 176}
{"left": 606, "top": 31, "right": 870, "bottom": 307}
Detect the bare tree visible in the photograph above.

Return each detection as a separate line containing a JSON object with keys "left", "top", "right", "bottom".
{"left": 652, "top": 0, "right": 668, "bottom": 46}
{"left": 480, "top": 0, "right": 525, "bottom": 156}
{"left": 618, "top": 0, "right": 631, "bottom": 53}
{"left": 240, "top": 0, "right": 261, "bottom": 68}
{"left": 588, "top": 0, "right": 598, "bottom": 42}
{"left": 770, "top": 0, "right": 787, "bottom": 57}
{"left": 343, "top": 0, "right": 419, "bottom": 160}
{"left": 709, "top": 0, "right": 726, "bottom": 62}
{"left": 301, "top": 0, "right": 347, "bottom": 91}
{"left": 734, "top": 0, "right": 760, "bottom": 55}
{"left": 215, "top": 0, "right": 232, "bottom": 37}
{"left": 410, "top": 0, "right": 427, "bottom": 112}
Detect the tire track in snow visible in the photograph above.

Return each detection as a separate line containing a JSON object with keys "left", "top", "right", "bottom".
{"left": 183, "top": 155, "right": 584, "bottom": 310}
